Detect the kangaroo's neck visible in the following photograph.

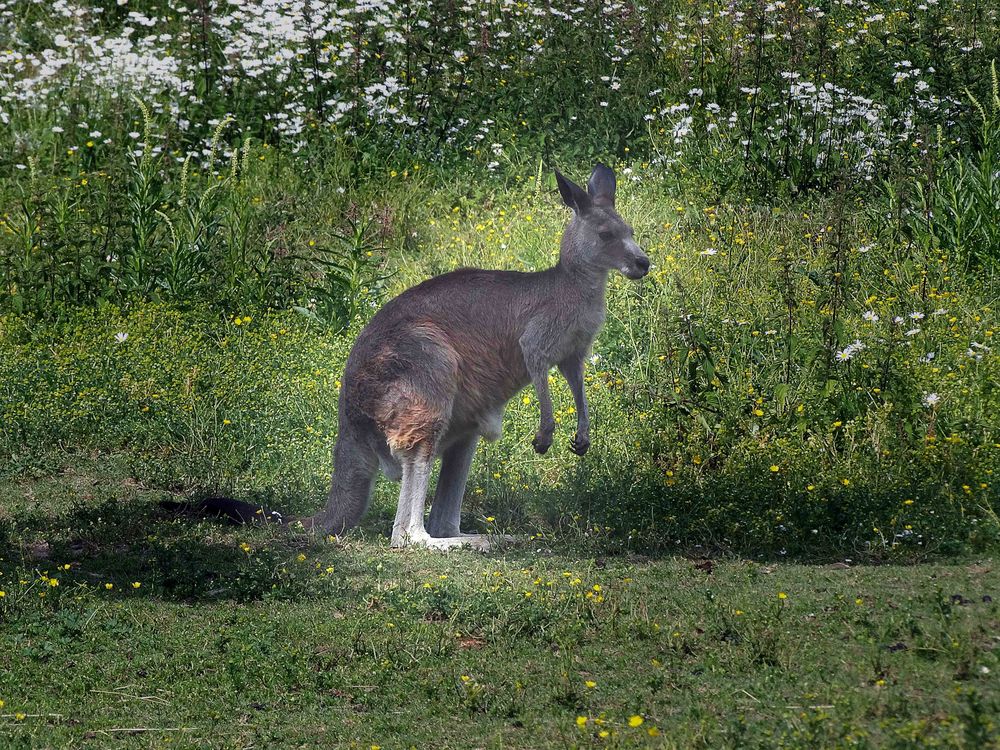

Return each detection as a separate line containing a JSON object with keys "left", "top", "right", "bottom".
{"left": 551, "top": 259, "right": 608, "bottom": 298}
{"left": 552, "top": 220, "right": 610, "bottom": 298}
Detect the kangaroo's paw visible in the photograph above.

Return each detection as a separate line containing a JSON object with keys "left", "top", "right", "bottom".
{"left": 569, "top": 433, "right": 590, "bottom": 456}
{"left": 532, "top": 432, "right": 552, "bottom": 454}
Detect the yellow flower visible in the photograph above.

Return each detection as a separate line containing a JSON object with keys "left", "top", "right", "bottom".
{"left": 0, "top": 591, "right": 5, "bottom": 597}
{"left": 297, "top": 553, "right": 307, "bottom": 562}
{"left": 629, "top": 715, "right": 644, "bottom": 727}
{"left": 48, "top": 578, "right": 59, "bottom": 587}
{"left": 598, "top": 730, "right": 610, "bottom": 738}
{"left": 648, "top": 727, "right": 661, "bottom": 737}
{"left": 104, "top": 583, "right": 113, "bottom": 590}
{"left": 584, "top": 680, "right": 597, "bottom": 688}
{"left": 240, "top": 542, "right": 251, "bottom": 552}
{"left": 132, "top": 581, "right": 141, "bottom": 589}
{"left": 576, "top": 716, "right": 588, "bottom": 727}
{"left": 770, "top": 465, "right": 779, "bottom": 473}
{"left": 15, "top": 712, "right": 26, "bottom": 721}
{"left": 778, "top": 592, "right": 787, "bottom": 599}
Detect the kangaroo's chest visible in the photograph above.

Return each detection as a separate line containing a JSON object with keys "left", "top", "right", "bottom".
{"left": 559, "top": 300, "right": 605, "bottom": 352}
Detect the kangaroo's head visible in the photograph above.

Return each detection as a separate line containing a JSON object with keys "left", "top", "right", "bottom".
{"left": 554, "top": 164, "right": 650, "bottom": 280}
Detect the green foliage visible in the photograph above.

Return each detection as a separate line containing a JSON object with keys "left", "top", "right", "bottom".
{"left": 903, "top": 62, "right": 1000, "bottom": 269}
{"left": 3, "top": 3, "right": 1000, "bottom": 745}
{"left": 1, "top": 0, "right": 999, "bottom": 558}
{"left": 2, "top": 177, "right": 999, "bottom": 557}
{"left": 290, "top": 212, "right": 396, "bottom": 331}
{"left": 0, "top": 102, "right": 409, "bottom": 317}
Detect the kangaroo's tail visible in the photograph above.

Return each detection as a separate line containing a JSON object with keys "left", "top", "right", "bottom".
{"left": 159, "top": 496, "right": 296, "bottom": 525}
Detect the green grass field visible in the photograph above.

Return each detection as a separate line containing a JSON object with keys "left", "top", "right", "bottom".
{"left": 2, "top": 461, "right": 998, "bottom": 748}
{"left": 4, "top": 0, "right": 1000, "bottom": 746}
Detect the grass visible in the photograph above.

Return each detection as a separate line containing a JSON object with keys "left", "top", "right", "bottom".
{"left": 4, "top": 179, "right": 999, "bottom": 558}
{"left": 1, "top": 459, "right": 998, "bottom": 748}
{"left": 4, "top": 3, "right": 1000, "bottom": 745}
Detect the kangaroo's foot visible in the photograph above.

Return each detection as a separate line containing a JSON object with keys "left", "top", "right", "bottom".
{"left": 426, "top": 521, "right": 516, "bottom": 545}
{"left": 426, "top": 519, "right": 490, "bottom": 538}
{"left": 392, "top": 530, "right": 501, "bottom": 552}
{"left": 423, "top": 534, "right": 495, "bottom": 552}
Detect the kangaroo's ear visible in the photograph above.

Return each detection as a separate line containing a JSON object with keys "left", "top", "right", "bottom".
{"left": 555, "top": 169, "right": 592, "bottom": 214}
{"left": 587, "top": 163, "right": 616, "bottom": 206}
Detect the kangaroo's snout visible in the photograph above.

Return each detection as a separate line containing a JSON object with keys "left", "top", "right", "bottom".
{"left": 622, "top": 242, "right": 650, "bottom": 280}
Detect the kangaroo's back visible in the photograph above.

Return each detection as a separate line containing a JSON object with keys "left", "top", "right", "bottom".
{"left": 343, "top": 267, "right": 554, "bottom": 437}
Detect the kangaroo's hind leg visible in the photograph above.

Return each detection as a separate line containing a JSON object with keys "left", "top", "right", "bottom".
{"left": 425, "top": 435, "right": 504, "bottom": 551}
{"left": 426, "top": 433, "right": 479, "bottom": 538}
{"left": 390, "top": 451, "right": 435, "bottom": 547}
{"left": 390, "top": 440, "right": 485, "bottom": 550}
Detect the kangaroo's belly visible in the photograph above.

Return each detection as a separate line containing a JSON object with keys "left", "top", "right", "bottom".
{"left": 448, "top": 363, "right": 529, "bottom": 442}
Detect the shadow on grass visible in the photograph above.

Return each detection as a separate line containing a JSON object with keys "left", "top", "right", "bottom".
{"left": 0, "top": 490, "right": 391, "bottom": 603}
{"left": 2, "top": 448, "right": 985, "bottom": 605}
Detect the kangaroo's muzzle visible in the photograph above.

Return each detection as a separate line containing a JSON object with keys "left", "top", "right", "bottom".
{"left": 622, "top": 241, "right": 650, "bottom": 279}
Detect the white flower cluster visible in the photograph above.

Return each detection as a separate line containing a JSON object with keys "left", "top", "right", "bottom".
{"left": 0, "top": 0, "right": 648, "bottom": 149}
{"left": 834, "top": 339, "right": 865, "bottom": 362}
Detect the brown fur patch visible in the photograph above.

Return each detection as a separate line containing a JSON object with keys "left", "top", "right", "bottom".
{"left": 377, "top": 392, "right": 447, "bottom": 458}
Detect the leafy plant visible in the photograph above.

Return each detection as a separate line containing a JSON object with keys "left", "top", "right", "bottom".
{"left": 909, "top": 62, "right": 1000, "bottom": 269}
{"left": 291, "top": 212, "right": 394, "bottom": 332}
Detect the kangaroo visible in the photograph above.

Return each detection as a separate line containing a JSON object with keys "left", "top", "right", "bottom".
{"left": 302, "top": 163, "right": 650, "bottom": 550}
{"left": 163, "top": 164, "right": 649, "bottom": 548}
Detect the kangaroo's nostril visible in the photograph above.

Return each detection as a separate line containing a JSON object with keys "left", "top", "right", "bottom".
{"left": 636, "top": 255, "right": 650, "bottom": 272}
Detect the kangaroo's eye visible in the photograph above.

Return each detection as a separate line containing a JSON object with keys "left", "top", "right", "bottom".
{"left": 598, "top": 231, "right": 615, "bottom": 242}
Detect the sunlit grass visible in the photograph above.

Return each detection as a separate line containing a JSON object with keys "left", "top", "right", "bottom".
{"left": 1, "top": 463, "right": 997, "bottom": 747}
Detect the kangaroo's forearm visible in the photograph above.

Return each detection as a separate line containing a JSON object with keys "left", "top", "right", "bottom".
{"left": 559, "top": 356, "right": 590, "bottom": 455}
{"left": 531, "top": 375, "right": 555, "bottom": 454}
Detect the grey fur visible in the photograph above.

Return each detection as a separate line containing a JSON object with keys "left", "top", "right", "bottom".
{"left": 306, "top": 164, "right": 649, "bottom": 549}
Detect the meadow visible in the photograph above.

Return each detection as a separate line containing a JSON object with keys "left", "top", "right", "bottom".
{"left": 2, "top": 0, "right": 1000, "bottom": 746}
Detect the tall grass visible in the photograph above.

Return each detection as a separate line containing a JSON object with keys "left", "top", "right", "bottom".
{"left": 1, "top": 1, "right": 999, "bottom": 556}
